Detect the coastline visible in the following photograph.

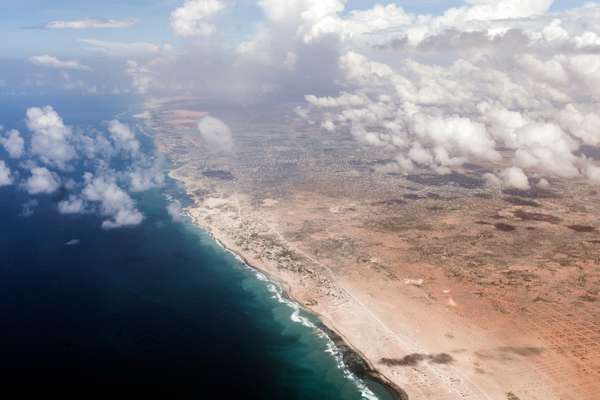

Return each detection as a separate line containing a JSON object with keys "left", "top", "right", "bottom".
{"left": 141, "top": 100, "right": 407, "bottom": 399}
{"left": 145, "top": 97, "right": 600, "bottom": 400}
{"left": 196, "top": 213, "right": 408, "bottom": 400}
{"left": 169, "top": 177, "right": 568, "bottom": 400}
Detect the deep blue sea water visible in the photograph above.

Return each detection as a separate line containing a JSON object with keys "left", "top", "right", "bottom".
{"left": 0, "top": 95, "right": 396, "bottom": 399}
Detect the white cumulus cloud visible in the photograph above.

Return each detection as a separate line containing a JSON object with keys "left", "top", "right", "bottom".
{"left": 297, "top": 1, "right": 600, "bottom": 186}
{"left": 108, "top": 120, "right": 141, "bottom": 155}
{"left": 197, "top": 115, "right": 234, "bottom": 152}
{"left": 0, "top": 106, "right": 161, "bottom": 230}
{"left": 500, "top": 167, "right": 531, "bottom": 190}
{"left": 26, "top": 106, "right": 76, "bottom": 170}
{"left": 23, "top": 167, "right": 61, "bottom": 194}
{"left": 0, "top": 160, "right": 13, "bottom": 187}
{"left": 1, "top": 129, "right": 25, "bottom": 158}
{"left": 81, "top": 173, "right": 144, "bottom": 229}
{"left": 170, "top": 0, "right": 226, "bottom": 37}
{"left": 28, "top": 55, "right": 91, "bottom": 71}
{"left": 58, "top": 196, "right": 86, "bottom": 214}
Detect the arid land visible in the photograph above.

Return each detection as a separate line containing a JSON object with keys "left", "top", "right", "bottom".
{"left": 141, "top": 97, "right": 600, "bottom": 400}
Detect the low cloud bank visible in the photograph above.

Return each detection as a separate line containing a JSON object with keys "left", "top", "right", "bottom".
{"left": 295, "top": 0, "right": 600, "bottom": 188}
{"left": 14, "top": 0, "right": 600, "bottom": 191}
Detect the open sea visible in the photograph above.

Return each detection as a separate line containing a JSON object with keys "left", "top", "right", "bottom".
{"left": 0, "top": 94, "right": 396, "bottom": 399}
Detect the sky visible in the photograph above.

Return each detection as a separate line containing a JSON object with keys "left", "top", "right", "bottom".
{"left": 0, "top": 1, "right": 587, "bottom": 58}
{"left": 2, "top": 0, "right": 600, "bottom": 228}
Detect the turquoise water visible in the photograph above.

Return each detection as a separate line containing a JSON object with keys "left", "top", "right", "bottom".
{"left": 0, "top": 94, "right": 397, "bottom": 399}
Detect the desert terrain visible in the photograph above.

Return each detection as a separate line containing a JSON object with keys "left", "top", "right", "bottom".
{"left": 142, "top": 97, "right": 600, "bottom": 400}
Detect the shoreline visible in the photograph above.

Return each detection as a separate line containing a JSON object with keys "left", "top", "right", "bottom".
{"left": 201, "top": 221, "right": 408, "bottom": 400}
{"left": 144, "top": 105, "right": 407, "bottom": 399}
{"left": 146, "top": 96, "right": 600, "bottom": 399}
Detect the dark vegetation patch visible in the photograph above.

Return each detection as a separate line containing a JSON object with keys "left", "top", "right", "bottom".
{"left": 427, "top": 206, "right": 445, "bottom": 211}
{"left": 498, "top": 346, "right": 544, "bottom": 357}
{"left": 381, "top": 353, "right": 454, "bottom": 367}
{"left": 567, "top": 225, "right": 596, "bottom": 233}
{"left": 350, "top": 159, "right": 393, "bottom": 167}
{"left": 502, "top": 187, "right": 559, "bottom": 199}
{"left": 495, "top": 223, "right": 516, "bottom": 232}
{"left": 462, "top": 163, "right": 490, "bottom": 173}
{"left": 533, "top": 296, "right": 553, "bottom": 303}
{"left": 381, "top": 354, "right": 426, "bottom": 367}
{"left": 513, "top": 210, "right": 562, "bottom": 224}
{"left": 503, "top": 197, "right": 541, "bottom": 207}
{"left": 366, "top": 218, "right": 432, "bottom": 232}
{"left": 426, "top": 193, "right": 443, "bottom": 200}
{"left": 202, "top": 169, "right": 235, "bottom": 181}
{"left": 402, "top": 193, "right": 454, "bottom": 201}
{"left": 506, "top": 392, "right": 521, "bottom": 400}
{"left": 474, "top": 193, "right": 493, "bottom": 199}
{"left": 502, "top": 270, "right": 538, "bottom": 283}
{"left": 374, "top": 199, "right": 407, "bottom": 206}
{"left": 579, "top": 294, "right": 597, "bottom": 302}
{"left": 406, "top": 173, "right": 485, "bottom": 189}
{"left": 192, "top": 189, "right": 209, "bottom": 201}
{"left": 403, "top": 193, "right": 426, "bottom": 200}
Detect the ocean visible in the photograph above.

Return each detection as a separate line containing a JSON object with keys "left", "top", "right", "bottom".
{"left": 0, "top": 94, "right": 397, "bottom": 399}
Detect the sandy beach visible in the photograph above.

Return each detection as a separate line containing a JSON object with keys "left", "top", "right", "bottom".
{"left": 177, "top": 184, "right": 564, "bottom": 400}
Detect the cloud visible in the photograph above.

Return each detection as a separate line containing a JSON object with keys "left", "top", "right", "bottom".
{"left": 258, "top": 0, "right": 345, "bottom": 43}
{"left": 0, "top": 160, "right": 13, "bottom": 187}
{"left": 126, "top": 61, "right": 153, "bottom": 94}
{"left": 28, "top": 55, "right": 91, "bottom": 71}
{"left": 108, "top": 120, "right": 141, "bottom": 155}
{"left": 46, "top": 18, "right": 137, "bottom": 30}
{"left": 76, "top": 130, "right": 115, "bottom": 160}
{"left": 197, "top": 115, "right": 234, "bottom": 152}
{"left": 170, "top": 0, "right": 226, "bottom": 37}
{"left": 1, "top": 106, "right": 156, "bottom": 230}
{"left": 26, "top": 106, "right": 76, "bottom": 170}
{"left": 23, "top": 166, "right": 61, "bottom": 194}
{"left": 167, "top": 199, "right": 186, "bottom": 222}
{"left": 19, "top": 1, "right": 600, "bottom": 191}
{"left": 123, "top": 0, "right": 343, "bottom": 101}
{"left": 127, "top": 158, "right": 166, "bottom": 192}
{"left": 80, "top": 39, "right": 162, "bottom": 58}
{"left": 296, "top": 2, "right": 600, "bottom": 186}
{"left": 58, "top": 196, "right": 86, "bottom": 214}
{"left": 277, "top": 0, "right": 555, "bottom": 46}
{"left": 1, "top": 129, "right": 25, "bottom": 158}
{"left": 20, "top": 199, "right": 38, "bottom": 217}
{"left": 81, "top": 173, "right": 144, "bottom": 229}
{"left": 500, "top": 167, "right": 531, "bottom": 190}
